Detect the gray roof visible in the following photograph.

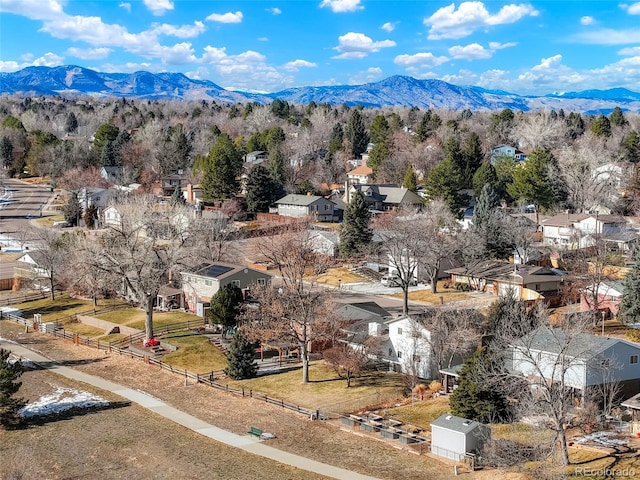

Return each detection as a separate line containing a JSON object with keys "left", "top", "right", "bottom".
{"left": 336, "top": 301, "right": 391, "bottom": 320}
{"left": 439, "top": 364, "right": 464, "bottom": 377}
{"left": 517, "top": 326, "right": 640, "bottom": 359}
{"left": 431, "top": 414, "right": 488, "bottom": 435}
{"left": 275, "top": 194, "right": 331, "bottom": 206}
{"left": 350, "top": 184, "right": 423, "bottom": 206}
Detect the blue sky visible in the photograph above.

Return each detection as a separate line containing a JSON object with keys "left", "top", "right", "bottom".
{"left": 2, "top": 0, "right": 640, "bottom": 95}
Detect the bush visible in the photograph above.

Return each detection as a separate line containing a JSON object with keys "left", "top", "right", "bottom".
{"left": 626, "top": 328, "right": 640, "bottom": 343}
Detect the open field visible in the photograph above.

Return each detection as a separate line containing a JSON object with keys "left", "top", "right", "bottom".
{"left": 1, "top": 320, "right": 502, "bottom": 480}
{"left": 0, "top": 368, "right": 322, "bottom": 480}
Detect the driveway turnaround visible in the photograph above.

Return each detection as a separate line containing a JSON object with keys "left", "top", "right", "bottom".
{"left": 1, "top": 339, "right": 379, "bottom": 480}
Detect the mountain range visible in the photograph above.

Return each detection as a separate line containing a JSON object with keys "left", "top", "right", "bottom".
{"left": 2, "top": 65, "right": 640, "bottom": 114}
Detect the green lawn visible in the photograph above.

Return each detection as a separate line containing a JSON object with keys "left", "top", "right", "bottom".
{"left": 12, "top": 294, "right": 96, "bottom": 323}
{"left": 225, "top": 362, "right": 405, "bottom": 412}
{"left": 95, "top": 308, "right": 200, "bottom": 330}
{"left": 160, "top": 332, "right": 228, "bottom": 373}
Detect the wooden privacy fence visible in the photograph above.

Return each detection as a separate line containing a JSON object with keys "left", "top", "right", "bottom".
{"left": 1, "top": 313, "right": 315, "bottom": 419}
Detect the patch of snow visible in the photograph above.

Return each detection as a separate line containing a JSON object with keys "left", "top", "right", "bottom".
{"left": 19, "top": 387, "right": 110, "bottom": 418}
{"left": 573, "top": 431, "right": 628, "bottom": 447}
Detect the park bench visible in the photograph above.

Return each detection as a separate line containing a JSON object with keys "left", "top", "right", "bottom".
{"left": 248, "top": 427, "right": 263, "bottom": 438}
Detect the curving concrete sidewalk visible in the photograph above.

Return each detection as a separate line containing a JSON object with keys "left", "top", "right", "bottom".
{"left": 1, "top": 339, "right": 380, "bottom": 480}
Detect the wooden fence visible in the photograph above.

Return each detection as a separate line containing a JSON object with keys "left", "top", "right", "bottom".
{"left": 2, "top": 313, "right": 315, "bottom": 419}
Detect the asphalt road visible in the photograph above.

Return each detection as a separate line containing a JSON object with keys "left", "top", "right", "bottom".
{"left": 0, "top": 178, "right": 52, "bottom": 240}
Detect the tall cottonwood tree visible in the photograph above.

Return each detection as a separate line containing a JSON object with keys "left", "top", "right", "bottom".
{"left": 83, "top": 196, "right": 196, "bottom": 341}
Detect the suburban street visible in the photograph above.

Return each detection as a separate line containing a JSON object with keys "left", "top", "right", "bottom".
{"left": 0, "top": 178, "right": 53, "bottom": 250}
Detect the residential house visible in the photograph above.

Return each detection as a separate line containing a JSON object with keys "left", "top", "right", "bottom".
{"left": 512, "top": 326, "right": 640, "bottom": 399}
{"left": 580, "top": 280, "right": 624, "bottom": 317}
{"left": 345, "top": 184, "right": 423, "bottom": 212}
{"left": 446, "top": 261, "right": 567, "bottom": 304}
{"left": 181, "top": 263, "right": 272, "bottom": 316}
{"left": 275, "top": 194, "right": 336, "bottom": 222}
{"left": 308, "top": 229, "right": 340, "bottom": 257}
{"left": 102, "top": 205, "right": 122, "bottom": 227}
{"left": 77, "top": 187, "right": 109, "bottom": 210}
{"left": 14, "top": 251, "right": 50, "bottom": 290}
{"left": 244, "top": 150, "right": 268, "bottom": 167}
{"left": 154, "top": 174, "right": 188, "bottom": 197}
{"left": 431, "top": 414, "right": 491, "bottom": 461}
{"left": 100, "top": 165, "right": 124, "bottom": 183}
{"left": 490, "top": 144, "right": 528, "bottom": 164}
{"left": 541, "top": 213, "right": 630, "bottom": 249}
{"left": 347, "top": 163, "right": 374, "bottom": 185}
{"left": 385, "top": 315, "right": 436, "bottom": 379}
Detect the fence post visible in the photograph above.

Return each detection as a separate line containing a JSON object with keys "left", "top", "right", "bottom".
{"left": 242, "top": 388, "right": 245, "bottom": 397}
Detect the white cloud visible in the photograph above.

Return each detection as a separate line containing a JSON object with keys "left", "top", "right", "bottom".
{"left": 159, "top": 42, "right": 197, "bottom": 65}
{"left": 621, "top": 2, "right": 640, "bottom": 15}
{"left": 0, "top": 51, "right": 65, "bottom": 71}
{"left": 65, "top": 47, "right": 111, "bottom": 60}
{"left": 332, "top": 32, "right": 396, "bottom": 59}
{"left": 143, "top": 0, "right": 174, "bottom": 16}
{"left": 394, "top": 52, "right": 449, "bottom": 68}
{"left": 449, "top": 43, "right": 491, "bottom": 60}
{"left": 200, "top": 45, "right": 294, "bottom": 92}
{"left": 424, "top": 2, "right": 538, "bottom": 40}
{"left": 619, "top": 46, "right": 640, "bottom": 55}
{"left": 283, "top": 59, "right": 317, "bottom": 72}
{"left": 516, "top": 54, "right": 587, "bottom": 90}
{"left": 0, "top": 0, "right": 64, "bottom": 21}
{"left": 319, "top": 0, "right": 363, "bottom": 13}
{"left": 381, "top": 22, "right": 395, "bottom": 32}
{"left": 348, "top": 67, "right": 383, "bottom": 84}
{"left": 205, "top": 11, "right": 243, "bottom": 24}
{"left": 119, "top": 3, "right": 131, "bottom": 13}
{"left": 150, "top": 21, "right": 206, "bottom": 38}
{"left": 572, "top": 28, "right": 640, "bottom": 44}
{"left": 267, "top": 7, "right": 281, "bottom": 15}
{"left": 580, "top": 16, "right": 595, "bottom": 26}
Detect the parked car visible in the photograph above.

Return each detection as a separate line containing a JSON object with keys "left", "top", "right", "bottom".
{"left": 381, "top": 274, "right": 418, "bottom": 287}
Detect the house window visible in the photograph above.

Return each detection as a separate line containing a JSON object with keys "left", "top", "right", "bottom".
{"left": 631, "top": 355, "right": 638, "bottom": 365}
{"left": 397, "top": 351, "right": 402, "bottom": 359}
{"left": 257, "top": 278, "right": 266, "bottom": 286}
{"left": 397, "top": 327, "right": 403, "bottom": 335}
{"left": 231, "top": 280, "right": 241, "bottom": 287}
{"left": 388, "top": 348, "right": 393, "bottom": 356}
{"left": 413, "top": 355, "right": 421, "bottom": 363}
{"left": 205, "top": 280, "right": 212, "bottom": 286}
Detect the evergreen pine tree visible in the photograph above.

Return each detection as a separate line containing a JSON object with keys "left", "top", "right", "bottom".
{"left": 450, "top": 348, "right": 510, "bottom": 423}
{"left": 245, "top": 165, "right": 283, "bottom": 213}
{"left": 622, "top": 130, "right": 640, "bottom": 164}
{"left": 224, "top": 331, "right": 258, "bottom": 380}
{"left": 63, "top": 192, "right": 83, "bottom": 226}
{"left": 345, "top": 109, "right": 369, "bottom": 158}
{"left": 609, "top": 106, "right": 628, "bottom": 127}
{"left": 402, "top": 164, "right": 417, "bottom": 192}
{"left": 65, "top": 112, "right": 78, "bottom": 133}
{"left": 472, "top": 183, "right": 513, "bottom": 259}
{"left": 0, "top": 349, "right": 25, "bottom": 429}
{"left": 170, "top": 185, "right": 185, "bottom": 206}
{"left": 208, "top": 284, "right": 244, "bottom": 335}
{"left": 619, "top": 250, "right": 640, "bottom": 324}
{"left": 472, "top": 162, "right": 499, "bottom": 199}
{"left": 423, "top": 157, "right": 468, "bottom": 218}
{"left": 201, "top": 134, "right": 242, "bottom": 202}
{"left": 339, "top": 190, "right": 372, "bottom": 258}
{"left": 472, "top": 183, "right": 501, "bottom": 227}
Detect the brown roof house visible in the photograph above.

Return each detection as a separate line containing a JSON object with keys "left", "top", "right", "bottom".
{"left": 446, "top": 261, "right": 567, "bottom": 304}
{"left": 181, "top": 263, "right": 272, "bottom": 316}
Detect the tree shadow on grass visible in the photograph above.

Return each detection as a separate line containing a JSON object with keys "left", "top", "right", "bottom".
{"left": 18, "top": 401, "right": 132, "bottom": 429}
{"left": 24, "top": 356, "right": 109, "bottom": 370}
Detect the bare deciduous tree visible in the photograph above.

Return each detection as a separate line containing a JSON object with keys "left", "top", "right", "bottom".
{"left": 82, "top": 196, "right": 197, "bottom": 341}
{"left": 243, "top": 220, "right": 335, "bottom": 383}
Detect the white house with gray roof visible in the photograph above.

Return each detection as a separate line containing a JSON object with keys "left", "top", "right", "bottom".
{"left": 275, "top": 194, "right": 336, "bottom": 222}
{"left": 431, "top": 414, "right": 491, "bottom": 461}
{"left": 512, "top": 326, "right": 640, "bottom": 398}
